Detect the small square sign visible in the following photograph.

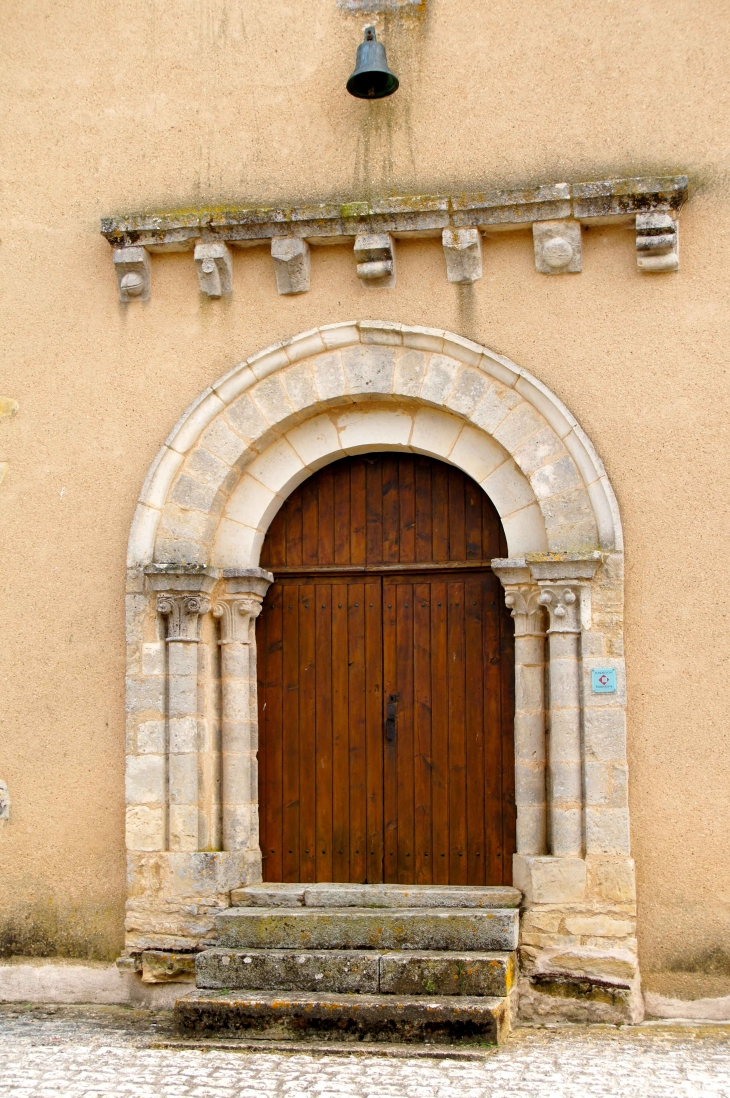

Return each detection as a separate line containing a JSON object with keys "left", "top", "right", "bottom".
{"left": 591, "top": 668, "right": 617, "bottom": 694}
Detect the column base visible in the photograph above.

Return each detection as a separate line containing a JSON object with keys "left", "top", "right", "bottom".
{"left": 124, "top": 850, "right": 262, "bottom": 953}
{"left": 513, "top": 854, "right": 643, "bottom": 1024}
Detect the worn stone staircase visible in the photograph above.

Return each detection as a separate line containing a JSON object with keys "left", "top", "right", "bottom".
{"left": 175, "top": 882, "right": 521, "bottom": 1046}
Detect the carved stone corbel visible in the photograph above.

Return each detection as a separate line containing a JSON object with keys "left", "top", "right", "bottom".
{"left": 271, "top": 237, "right": 310, "bottom": 295}
{"left": 354, "top": 232, "right": 396, "bottom": 288}
{"left": 442, "top": 227, "right": 483, "bottom": 284}
{"left": 194, "top": 242, "right": 233, "bottom": 297}
{"left": 114, "top": 246, "right": 150, "bottom": 302}
{"left": 636, "top": 211, "right": 678, "bottom": 272}
{"left": 533, "top": 220, "right": 582, "bottom": 274}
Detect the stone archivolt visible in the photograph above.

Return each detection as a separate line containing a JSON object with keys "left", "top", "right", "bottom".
{"left": 124, "top": 322, "right": 638, "bottom": 1024}
{"left": 102, "top": 175, "right": 687, "bottom": 298}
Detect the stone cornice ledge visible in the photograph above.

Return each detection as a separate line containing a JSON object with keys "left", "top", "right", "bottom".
{"left": 103, "top": 175, "right": 688, "bottom": 299}
{"left": 102, "top": 175, "right": 687, "bottom": 249}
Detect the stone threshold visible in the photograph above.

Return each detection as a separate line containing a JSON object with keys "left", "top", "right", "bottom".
{"left": 231, "top": 882, "right": 522, "bottom": 909}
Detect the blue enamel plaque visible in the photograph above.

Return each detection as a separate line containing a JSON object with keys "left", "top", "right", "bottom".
{"left": 591, "top": 668, "right": 617, "bottom": 693}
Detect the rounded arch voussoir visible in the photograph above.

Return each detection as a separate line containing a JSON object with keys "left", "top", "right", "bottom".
{"left": 127, "top": 321, "right": 622, "bottom": 570}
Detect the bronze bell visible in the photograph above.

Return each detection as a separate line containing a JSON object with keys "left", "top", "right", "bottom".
{"left": 346, "top": 26, "right": 399, "bottom": 99}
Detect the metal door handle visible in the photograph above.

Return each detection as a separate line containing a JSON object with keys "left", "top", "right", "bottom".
{"left": 385, "top": 694, "right": 397, "bottom": 744}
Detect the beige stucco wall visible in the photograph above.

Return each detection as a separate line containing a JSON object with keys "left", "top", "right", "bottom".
{"left": 0, "top": 0, "right": 728, "bottom": 997}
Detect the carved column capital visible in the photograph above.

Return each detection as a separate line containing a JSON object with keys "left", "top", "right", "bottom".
{"left": 213, "top": 596, "right": 263, "bottom": 644}
{"left": 503, "top": 584, "right": 546, "bottom": 637}
{"left": 156, "top": 593, "right": 211, "bottom": 641}
{"left": 536, "top": 584, "right": 581, "bottom": 634}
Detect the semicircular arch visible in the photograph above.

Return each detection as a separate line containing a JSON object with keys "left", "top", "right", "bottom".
{"left": 127, "top": 321, "right": 621, "bottom": 570}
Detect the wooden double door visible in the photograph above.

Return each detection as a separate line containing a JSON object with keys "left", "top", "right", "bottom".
{"left": 257, "top": 454, "right": 515, "bottom": 886}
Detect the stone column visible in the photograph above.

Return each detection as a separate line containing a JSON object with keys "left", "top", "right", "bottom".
{"left": 145, "top": 565, "right": 219, "bottom": 852}
{"left": 492, "top": 561, "right": 547, "bottom": 856}
{"left": 528, "top": 555, "right": 601, "bottom": 859}
{"left": 536, "top": 582, "right": 584, "bottom": 857}
{"left": 156, "top": 591, "right": 210, "bottom": 851}
{"left": 213, "top": 568, "right": 273, "bottom": 854}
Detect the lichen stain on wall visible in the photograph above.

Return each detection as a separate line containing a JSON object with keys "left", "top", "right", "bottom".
{"left": 0, "top": 900, "right": 123, "bottom": 963}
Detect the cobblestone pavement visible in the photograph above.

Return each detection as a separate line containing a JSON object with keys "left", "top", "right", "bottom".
{"left": 1, "top": 1004, "right": 729, "bottom": 1097}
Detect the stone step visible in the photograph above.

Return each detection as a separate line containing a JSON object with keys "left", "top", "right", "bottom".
{"left": 197, "top": 948, "right": 378, "bottom": 994}
{"left": 215, "top": 907, "right": 519, "bottom": 952}
{"left": 175, "top": 989, "right": 510, "bottom": 1045}
{"left": 379, "top": 950, "right": 515, "bottom": 998}
{"left": 196, "top": 948, "right": 514, "bottom": 997}
{"left": 231, "top": 882, "right": 521, "bottom": 909}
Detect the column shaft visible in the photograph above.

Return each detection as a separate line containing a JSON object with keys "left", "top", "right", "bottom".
{"left": 219, "top": 623, "right": 258, "bottom": 851}
{"left": 213, "top": 569, "right": 272, "bottom": 855}
{"left": 501, "top": 581, "right": 548, "bottom": 856}
{"left": 539, "top": 585, "right": 583, "bottom": 857}
{"left": 155, "top": 589, "right": 212, "bottom": 852}
{"left": 166, "top": 638, "right": 201, "bottom": 851}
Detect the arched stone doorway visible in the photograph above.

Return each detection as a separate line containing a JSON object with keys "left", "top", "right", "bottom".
{"left": 123, "top": 321, "right": 640, "bottom": 1022}
{"left": 257, "top": 452, "right": 515, "bottom": 886}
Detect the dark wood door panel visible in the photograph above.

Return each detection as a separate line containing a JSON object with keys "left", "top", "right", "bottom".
{"left": 261, "top": 454, "right": 507, "bottom": 570}
{"left": 259, "top": 576, "right": 383, "bottom": 883}
{"left": 380, "top": 571, "right": 514, "bottom": 886}
{"left": 258, "top": 453, "right": 514, "bottom": 886}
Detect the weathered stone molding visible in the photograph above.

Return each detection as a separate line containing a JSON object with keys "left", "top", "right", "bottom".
{"left": 103, "top": 175, "right": 687, "bottom": 299}
{"left": 125, "top": 321, "right": 621, "bottom": 572}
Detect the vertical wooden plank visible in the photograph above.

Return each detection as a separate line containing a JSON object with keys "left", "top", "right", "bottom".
{"left": 281, "top": 584, "right": 300, "bottom": 881}
{"left": 448, "top": 467, "right": 466, "bottom": 562}
{"left": 430, "top": 580, "right": 449, "bottom": 883}
{"left": 413, "top": 581, "right": 433, "bottom": 884}
{"left": 465, "top": 477, "right": 483, "bottom": 560}
{"left": 414, "top": 458, "right": 433, "bottom": 563}
{"left": 499, "top": 576, "right": 516, "bottom": 885}
{"left": 351, "top": 459, "right": 367, "bottom": 565}
{"left": 331, "top": 580, "right": 350, "bottom": 882}
{"left": 396, "top": 581, "right": 415, "bottom": 882}
{"left": 382, "top": 580, "right": 398, "bottom": 883}
{"left": 381, "top": 455, "right": 399, "bottom": 563}
{"left": 260, "top": 508, "right": 286, "bottom": 570}
{"left": 317, "top": 466, "right": 335, "bottom": 565}
{"left": 464, "top": 575, "right": 486, "bottom": 885}
{"left": 298, "top": 584, "right": 316, "bottom": 882}
{"left": 447, "top": 579, "right": 467, "bottom": 884}
{"left": 482, "top": 490, "right": 507, "bottom": 561}
{"left": 315, "top": 584, "right": 333, "bottom": 881}
{"left": 482, "top": 573, "right": 504, "bottom": 885}
{"left": 348, "top": 582, "right": 367, "bottom": 882}
{"left": 432, "top": 462, "right": 449, "bottom": 562}
{"left": 301, "top": 476, "right": 319, "bottom": 565}
{"left": 399, "top": 457, "right": 416, "bottom": 564}
{"left": 334, "top": 459, "right": 351, "bottom": 565}
{"left": 365, "top": 579, "right": 384, "bottom": 883}
{"left": 260, "top": 585, "right": 283, "bottom": 881}
{"left": 365, "top": 457, "right": 383, "bottom": 565}
{"left": 286, "top": 486, "right": 303, "bottom": 568}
